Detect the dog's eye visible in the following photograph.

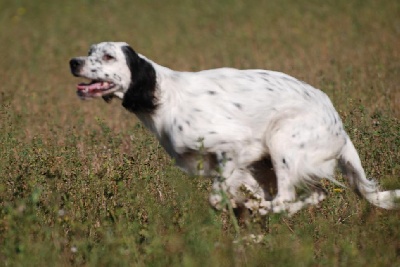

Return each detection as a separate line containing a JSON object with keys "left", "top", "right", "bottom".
{"left": 103, "top": 54, "right": 115, "bottom": 61}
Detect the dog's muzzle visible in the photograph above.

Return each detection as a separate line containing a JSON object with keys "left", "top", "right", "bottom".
{"left": 69, "top": 58, "right": 85, "bottom": 77}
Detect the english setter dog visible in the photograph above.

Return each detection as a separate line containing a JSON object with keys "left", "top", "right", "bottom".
{"left": 70, "top": 42, "right": 400, "bottom": 215}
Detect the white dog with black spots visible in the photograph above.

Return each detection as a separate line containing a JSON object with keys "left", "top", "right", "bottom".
{"left": 70, "top": 42, "right": 400, "bottom": 216}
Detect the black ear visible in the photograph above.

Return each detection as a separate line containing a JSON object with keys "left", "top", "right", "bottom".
{"left": 121, "top": 46, "right": 157, "bottom": 113}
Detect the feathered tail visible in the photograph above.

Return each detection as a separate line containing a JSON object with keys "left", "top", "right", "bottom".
{"left": 339, "top": 138, "right": 400, "bottom": 209}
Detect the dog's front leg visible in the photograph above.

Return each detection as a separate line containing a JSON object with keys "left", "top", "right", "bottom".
{"left": 209, "top": 176, "right": 232, "bottom": 210}
{"left": 209, "top": 151, "right": 266, "bottom": 210}
{"left": 208, "top": 151, "right": 236, "bottom": 210}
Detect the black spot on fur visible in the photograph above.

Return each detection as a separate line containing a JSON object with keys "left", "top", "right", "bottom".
{"left": 185, "top": 120, "right": 191, "bottom": 126}
{"left": 281, "top": 76, "right": 296, "bottom": 83}
{"left": 266, "top": 87, "right": 274, "bottom": 91}
{"left": 261, "top": 76, "right": 270, "bottom": 82}
{"left": 233, "top": 103, "right": 242, "bottom": 109}
{"left": 282, "top": 158, "right": 289, "bottom": 168}
{"left": 244, "top": 74, "right": 255, "bottom": 82}
{"left": 208, "top": 91, "right": 217, "bottom": 95}
{"left": 216, "top": 83, "right": 224, "bottom": 90}
{"left": 121, "top": 46, "right": 157, "bottom": 113}
{"left": 88, "top": 47, "right": 95, "bottom": 56}
{"left": 178, "top": 125, "right": 183, "bottom": 131}
{"left": 91, "top": 69, "right": 97, "bottom": 73}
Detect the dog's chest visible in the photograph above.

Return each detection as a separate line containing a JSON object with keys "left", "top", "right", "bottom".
{"left": 156, "top": 134, "right": 216, "bottom": 176}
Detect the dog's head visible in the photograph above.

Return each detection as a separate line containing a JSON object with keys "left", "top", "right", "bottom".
{"left": 70, "top": 42, "right": 157, "bottom": 111}
{"left": 70, "top": 42, "right": 131, "bottom": 101}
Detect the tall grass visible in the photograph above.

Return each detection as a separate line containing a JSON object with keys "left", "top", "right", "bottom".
{"left": 1, "top": 0, "right": 399, "bottom": 266}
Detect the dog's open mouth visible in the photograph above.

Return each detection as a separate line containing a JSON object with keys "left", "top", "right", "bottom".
{"left": 76, "top": 80, "right": 116, "bottom": 99}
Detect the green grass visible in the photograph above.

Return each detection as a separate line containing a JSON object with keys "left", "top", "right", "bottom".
{"left": 1, "top": 0, "right": 400, "bottom": 266}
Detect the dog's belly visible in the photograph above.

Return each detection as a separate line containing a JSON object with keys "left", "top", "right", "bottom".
{"left": 174, "top": 151, "right": 219, "bottom": 176}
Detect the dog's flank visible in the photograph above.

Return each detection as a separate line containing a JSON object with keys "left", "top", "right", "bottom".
{"left": 70, "top": 42, "right": 400, "bottom": 215}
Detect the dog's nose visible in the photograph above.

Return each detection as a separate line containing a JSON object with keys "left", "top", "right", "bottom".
{"left": 69, "top": 58, "right": 85, "bottom": 76}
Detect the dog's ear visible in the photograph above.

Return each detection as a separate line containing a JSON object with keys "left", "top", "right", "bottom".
{"left": 121, "top": 45, "right": 157, "bottom": 113}
{"left": 121, "top": 45, "right": 141, "bottom": 73}
{"left": 102, "top": 95, "right": 114, "bottom": 103}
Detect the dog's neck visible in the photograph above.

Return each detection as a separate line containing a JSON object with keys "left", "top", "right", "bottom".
{"left": 119, "top": 50, "right": 179, "bottom": 137}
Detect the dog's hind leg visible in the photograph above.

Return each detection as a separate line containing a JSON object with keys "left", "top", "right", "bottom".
{"left": 285, "top": 190, "right": 327, "bottom": 215}
{"left": 252, "top": 164, "right": 298, "bottom": 215}
{"left": 208, "top": 149, "right": 327, "bottom": 215}
{"left": 256, "top": 189, "right": 327, "bottom": 215}
{"left": 254, "top": 114, "right": 341, "bottom": 215}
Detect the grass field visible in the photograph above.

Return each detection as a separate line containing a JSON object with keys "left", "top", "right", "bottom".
{"left": 1, "top": 0, "right": 400, "bottom": 266}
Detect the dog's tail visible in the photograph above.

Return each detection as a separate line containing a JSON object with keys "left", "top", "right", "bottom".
{"left": 339, "top": 137, "right": 400, "bottom": 209}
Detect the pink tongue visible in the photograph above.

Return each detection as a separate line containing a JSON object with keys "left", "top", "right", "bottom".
{"left": 77, "top": 82, "right": 107, "bottom": 91}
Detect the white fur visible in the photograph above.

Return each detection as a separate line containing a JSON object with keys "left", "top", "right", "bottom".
{"left": 71, "top": 42, "right": 400, "bottom": 215}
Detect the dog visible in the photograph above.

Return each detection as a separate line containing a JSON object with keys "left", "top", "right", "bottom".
{"left": 70, "top": 42, "right": 400, "bottom": 215}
